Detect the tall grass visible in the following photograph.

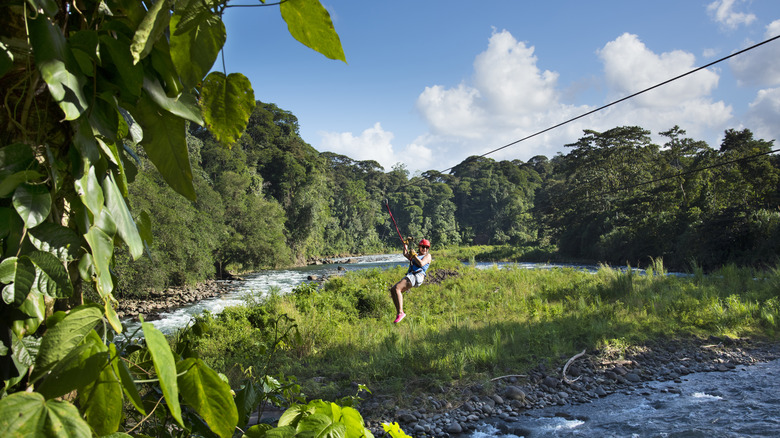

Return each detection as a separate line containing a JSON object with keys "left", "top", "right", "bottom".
{"left": 189, "top": 257, "right": 780, "bottom": 404}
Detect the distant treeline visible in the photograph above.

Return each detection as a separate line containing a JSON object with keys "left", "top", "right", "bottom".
{"left": 114, "top": 102, "right": 780, "bottom": 295}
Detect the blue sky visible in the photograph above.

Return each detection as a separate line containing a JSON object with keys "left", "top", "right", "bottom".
{"left": 221, "top": 0, "right": 780, "bottom": 174}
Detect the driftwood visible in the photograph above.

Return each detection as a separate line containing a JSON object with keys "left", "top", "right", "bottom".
{"left": 562, "top": 349, "right": 587, "bottom": 384}
{"left": 489, "top": 374, "right": 527, "bottom": 382}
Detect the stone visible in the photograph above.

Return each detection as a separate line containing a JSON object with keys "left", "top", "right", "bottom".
{"left": 398, "top": 412, "right": 416, "bottom": 423}
{"left": 446, "top": 422, "right": 463, "bottom": 434}
{"left": 543, "top": 376, "right": 559, "bottom": 388}
{"left": 505, "top": 385, "right": 526, "bottom": 401}
{"left": 625, "top": 373, "right": 642, "bottom": 382}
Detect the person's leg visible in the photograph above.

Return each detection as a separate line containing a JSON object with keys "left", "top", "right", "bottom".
{"left": 389, "top": 280, "right": 402, "bottom": 313}
{"left": 390, "top": 277, "right": 411, "bottom": 320}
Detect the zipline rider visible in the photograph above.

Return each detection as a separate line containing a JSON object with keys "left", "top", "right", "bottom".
{"left": 389, "top": 238, "right": 432, "bottom": 324}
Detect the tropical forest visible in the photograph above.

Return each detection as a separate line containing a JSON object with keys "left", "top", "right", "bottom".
{"left": 1, "top": 0, "right": 779, "bottom": 437}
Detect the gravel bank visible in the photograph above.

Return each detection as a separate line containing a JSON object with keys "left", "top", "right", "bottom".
{"left": 358, "top": 336, "right": 780, "bottom": 437}
{"left": 115, "top": 280, "right": 240, "bottom": 320}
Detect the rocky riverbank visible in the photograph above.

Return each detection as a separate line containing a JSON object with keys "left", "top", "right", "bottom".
{"left": 115, "top": 280, "right": 240, "bottom": 320}
{"left": 357, "top": 336, "right": 780, "bottom": 437}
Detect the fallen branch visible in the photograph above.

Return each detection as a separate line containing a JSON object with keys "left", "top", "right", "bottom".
{"left": 490, "top": 374, "right": 527, "bottom": 382}
{"left": 562, "top": 349, "right": 587, "bottom": 384}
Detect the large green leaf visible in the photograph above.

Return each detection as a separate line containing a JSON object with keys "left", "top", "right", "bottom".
{"left": 32, "top": 304, "right": 103, "bottom": 381}
{"left": 142, "top": 75, "right": 203, "bottom": 125}
{"left": 142, "top": 322, "right": 183, "bottom": 426}
{"left": 1, "top": 256, "right": 35, "bottom": 306}
{"left": 73, "top": 116, "right": 100, "bottom": 165}
{"left": 100, "top": 33, "right": 144, "bottom": 99}
{"left": 80, "top": 351, "right": 123, "bottom": 435}
{"left": 0, "top": 392, "right": 92, "bottom": 438}
{"left": 18, "top": 288, "right": 45, "bottom": 321}
{"left": 134, "top": 93, "right": 196, "bottom": 200}
{"left": 36, "top": 344, "right": 107, "bottom": 400}
{"left": 0, "top": 171, "right": 45, "bottom": 198}
{"left": 170, "top": 12, "right": 225, "bottom": 89}
{"left": 4, "top": 331, "right": 35, "bottom": 389}
{"left": 243, "top": 424, "right": 274, "bottom": 438}
{"left": 13, "top": 184, "right": 51, "bottom": 229}
{"left": 28, "top": 14, "right": 89, "bottom": 120}
{"left": 104, "top": 299, "right": 123, "bottom": 333}
{"left": 296, "top": 413, "right": 346, "bottom": 437}
{"left": 264, "top": 426, "right": 297, "bottom": 438}
{"left": 28, "top": 223, "right": 82, "bottom": 263}
{"left": 0, "top": 143, "right": 35, "bottom": 176}
{"left": 235, "top": 381, "right": 261, "bottom": 429}
{"left": 28, "top": 250, "right": 73, "bottom": 298}
{"left": 103, "top": 172, "right": 143, "bottom": 259}
{"left": 201, "top": 71, "right": 255, "bottom": 147}
{"left": 89, "top": 95, "right": 120, "bottom": 143}
{"left": 338, "top": 407, "right": 367, "bottom": 438}
{"left": 280, "top": 0, "right": 346, "bottom": 63}
{"left": 130, "top": 0, "right": 172, "bottom": 64}
{"left": 68, "top": 30, "right": 100, "bottom": 76}
{"left": 84, "top": 224, "right": 114, "bottom": 298}
{"left": 177, "top": 358, "right": 238, "bottom": 438}
{"left": 277, "top": 403, "right": 316, "bottom": 428}
{"left": 75, "top": 165, "right": 104, "bottom": 218}
{"left": 111, "top": 343, "right": 146, "bottom": 415}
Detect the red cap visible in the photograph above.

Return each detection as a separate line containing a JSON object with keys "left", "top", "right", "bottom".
{"left": 418, "top": 239, "right": 431, "bottom": 248}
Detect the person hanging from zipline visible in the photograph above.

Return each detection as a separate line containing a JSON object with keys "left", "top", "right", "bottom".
{"left": 389, "top": 238, "right": 431, "bottom": 323}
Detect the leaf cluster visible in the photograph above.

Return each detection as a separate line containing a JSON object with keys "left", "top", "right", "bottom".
{"left": 0, "top": 0, "right": 353, "bottom": 436}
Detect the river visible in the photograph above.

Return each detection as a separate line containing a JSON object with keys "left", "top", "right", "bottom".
{"left": 123, "top": 256, "right": 777, "bottom": 437}
{"left": 469, "top": 358, "right": 780, "bottom": 437}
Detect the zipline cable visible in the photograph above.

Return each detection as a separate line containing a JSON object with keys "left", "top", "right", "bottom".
{"left": 379, "top": 34, "right": 780, "bottom": 232}
{"left": 383, "top": 199, "right": 406, "bottom": 243}
{"left": 437, "top": 33, "right": 780, "bottom": 174}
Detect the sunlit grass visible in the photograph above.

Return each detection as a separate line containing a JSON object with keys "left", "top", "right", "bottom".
{"left": 190, "top": 256, "right": 780, "bottom": 404}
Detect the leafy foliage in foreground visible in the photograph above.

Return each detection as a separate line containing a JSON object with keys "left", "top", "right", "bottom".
{"left": 0, "top": 0, "right": 377, "bottom": 437}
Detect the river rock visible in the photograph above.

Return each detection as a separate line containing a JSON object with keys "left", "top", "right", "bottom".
{"left": 504, "top": 385, "right": 526, "bottom": 401}
{"left": 446, "top": 422, "right": 462, "bottom": 433}
{"left": 542, "top": 376, "right": 559, "bottom": 388}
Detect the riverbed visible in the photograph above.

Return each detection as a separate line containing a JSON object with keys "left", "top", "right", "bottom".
{"left": 468, "top": 357, "right": 780, "bottom": 437}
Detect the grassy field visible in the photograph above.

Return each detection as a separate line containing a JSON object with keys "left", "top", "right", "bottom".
{"left": 187, "top": 253, "right": 780, "bottom": 407}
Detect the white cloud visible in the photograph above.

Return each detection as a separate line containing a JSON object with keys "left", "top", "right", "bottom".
{"left": 747, "top": 87, "right": 780, "bottom": 142}
{"left": 416, "top": 83, "right": 486, "bottom": 138}
{"left": 598, "top": 33, "right": 720, "bottom": 106}
{"left": 318, "top": 123, "right": 397, "bottom": 169}
{"left": 596, "top": 33, "right": 732, "bottom": 143}
{"left": 729, "top": 20, "right": 780, "bottom": 87}
{"left": 320, "top": 29, "right": 741, "bottom": 173}
{"left": 472, "top": 29, "right": 560, "bottom": 118}
{"left": 702, "top": 48, "right": 719, "bottom": 58}
{"left": 411, "top": 30, "right": 733, "bottom": 168}
{"left": 707, "top": 0, "right": 757, "bottom": 29}
{"left": 414, "top": 29, "right": 585, "bottom": 164}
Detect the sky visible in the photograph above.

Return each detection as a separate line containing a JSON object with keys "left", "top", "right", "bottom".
{"left": 221, "top": 0, "right": 780, "bottom": 174}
